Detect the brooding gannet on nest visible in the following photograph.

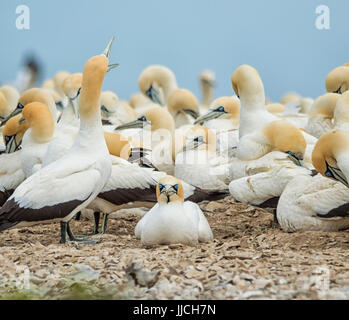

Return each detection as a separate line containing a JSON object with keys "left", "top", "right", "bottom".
{"left": 135, "top": 176, "right": 213, "bottom": 246}
{"left": 326, "top": 66, "right": 349, "bottom": 94}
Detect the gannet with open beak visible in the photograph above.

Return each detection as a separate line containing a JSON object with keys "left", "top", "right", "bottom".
{"left": 306, "top": 93, "right": 340, "bottom": 138}
{"left": 326, "top": 66, "right": 349, "bottom": 94}
{"left": 175, "top": 125, "right": 230, "bottom": 190}
{"left": 276, "top": 130, "right": 349, "bottom": 232}
{"left": 135, "top": 176, "right": 213, "bottom": 246}
{"left": 0, "top": 115, "right": 29, "bottom": 205}
{"left": 166, "top": 88, "right": 200, "bottom": 128}
{"left": 0, "top": 38, "right": 116, "bottom": 243}
{"left": 138, "top": 65, "right": 178, "bottom": 108}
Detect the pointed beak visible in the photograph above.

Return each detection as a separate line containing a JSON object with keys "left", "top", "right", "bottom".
{"left": 194, "top": 109, "right": 224, "bottom": 125}
{"left": 107, "top": 63, "right": 119, "bottom": 72}
{"left": 0, "top": 104, "right": 24, "bottom": 127}
{"left": 146, "top": 85, "right": 164, "bottom": 106}
{"left": 114, "top": 119, "right": 149, "bottom": 131}
{"left": 5, "top": 135, "right": 21, "bottom": 154}
{"left": 103, "top": 36, "right": 115, "bottom": 58}
{"left": 286, "top": 151, "right": 303, "bottom": 167}
{"left": 70, "top": 98, "right": 79, "bottom": 118}
{"left": 183, "top": 109, "right": 200, "bottom": 119}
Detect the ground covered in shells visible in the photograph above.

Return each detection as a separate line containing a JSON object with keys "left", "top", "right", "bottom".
{"left": 0, "top": 196, "right": 349, "bottom": 300}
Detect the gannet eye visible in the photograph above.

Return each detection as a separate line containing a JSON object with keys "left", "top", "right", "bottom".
{"left": 158, "top": 184, "right": 165, "bottom": 191}
{"left": 173, "top": 184, "right": 179, "bottom": 192}
{"left": 146, "top": 85, "right": 153, "bottom": 98}
{"left": 17, "top": 103, "right": 24, "bottom": 110}
{"left": 334, "top": 86, "right": 342, "bottom": 94}
{"left": 5, "top": 136, "right": 11, "bottom": 143}
{"left": 325, "top": 170, "right": 333, "bottom": 178}
{"left": 77, "top": 87, "right": 81, "bottom": 96}
{"left": 139, "top": 116, "right": 147, "bottom": 122}
{"left": 194, "top": 136, "right": 204, "bottom": 143}
{"left": 217, "top": 106, "right": 225, "bottom": 112}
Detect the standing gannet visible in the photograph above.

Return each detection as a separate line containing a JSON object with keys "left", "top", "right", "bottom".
{"left": 135, "top": 176, "right": 213, "bottom": 246}
{"left": 199, "top": 70, "right": 215, "bottom": 111}
{"left": 326, "top": 66, "right": 349, "bottom": 94}
{"left": 0, "top": 115, "right": 29, "bottom": 205}
{"left": 175, "top": 125, "right": 230, "bottom": 190}
{"left": 166, "top": 88, "right": 200, "bottom": 128}
{"left": 229, "top": 120, "right": 309, "bottom": 205}
{"left": 100, "top": 91, "right": 137, "bottom": 129}
{"left": 138, "top": 65, "right": 178, "bottom": 107}
{"left": 276, "top": 130, "right": 349, "bottom": 232}
{"left": 19, "top": 102, "right": 55, "bottom": 177}
{"left": 306, "top": 93, "right": 340, "bottom": 138}
{"left": 0, "top": 38, "right": 116, "bottom": 243}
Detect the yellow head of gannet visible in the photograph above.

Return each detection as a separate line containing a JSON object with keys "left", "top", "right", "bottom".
{"left": 280, "top": 92, "right": 301, "bottom": 105}
{"left": 62, "top": 73, "right": 83, "bottom": 116}
{"left": 2, "top": 114, "right": 29, "bottom": 153}
{"left": 0, "top": 92, "right": 8, "bottom": 120}
{"left": 129, "top": 93, "right": 151, "bottom": 109}
{"left": 312, "top": 129, "right": 349, "bottom": 187}
{"left": 100, "top": 91, "right": 119, "bottom": 117}
{"left": 182, "top": 125, "right": 216, "bottom": 153}
{"left": 138, "top": 65, "right": 178, "bottom": 106}
{"left": 263, "top": 120, "right": 306, "bottom": 165}
{"left": 0, "top": 86, "right": 20, "bottom": 116}
{"left": 53, "top": 71, "right": 70, "bottom": 97}
{"left": 104, "top": 131, "right": 131, "bottom": 160}
{"left": 200, "top": 70, "right": 215, "bottom": 106}
{"left": 333, "top": 91, "right": 349, "bottom": 127}
{"left": 21, "top": 102, "right": 55, "bottom": 143}
{"left": 194, "top": 96, "right": 240, "bottom": 125}
{"left": 326, "top": 66, "right": 349, "bottom": 94}
{"left": 309, "top": 93, "right": 340, "bottom": 118}
{"left": 266, "top": 103, "right": 285, "bottom": 114}
{"left": 167, "top": 88, "right": 200, "bottom": 120}
{"left": 156, "top": 175, "right": 184, "bottom": 204}
{"left": 231, "top": 64, "right": 265, "bottom": 102}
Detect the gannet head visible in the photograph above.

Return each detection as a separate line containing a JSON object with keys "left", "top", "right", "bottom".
{"left": 114, "top": 106, "right": 175, "bottom": 133}
{"left": 0, "top": 92, "right": 9, "bottom": 120}
{"left": 200, "top": 70, "right": 216, "bottom": 87}
{"left": 100, "top": 91, "right": 119, "bottom": 118}
{"left": 231, "top": 65, "right": 265, "bottom": 103}
{"left": 1, "top": 88, "right": 56, "bottom": 127}
{"left": 21, "top": 102, "right": 55, "bottom": 143}
{"left": 334, "top": 91, "right": 349, "bottom": 127}
{"left": 62, "top": 73, "right": 83, "bottom": 117}
{"left": 2, "top": 114, "right": 29, "bottom": 153}
{"left": 280, "top": 92, "right": 301, "bottom": 105}
{"left": 167, "top": 88, "right": 200, "bottom": 120}
{"left": 103, "top": 132, "right": 131, "bottom": 160}
{"left": 263, "top": 120, "right": 306, "bottom": 166}
{"left": 309, "top": 93, "right": 340, "bottom": 118}
{"left": 138, "top": 65, "right": 178, "bottom": 106}
{"left": 156, "top": 175, "right": 184, "bottom": 204}
{"left": 53, "top": 71, "right": 70, "bottom": 97}
{"left": 129, "top": 93, "right": 151, "bottom": 109}
{"left": 194, "top": 96, "right": 240, "bottom": 125}
{"left": 326, "top": 66, "right": 349, "bottom": 94}
{"left": 0, "top": 86, "right": 20, "bottom": 113}
{"left": 312, "top": 129, "right": 349, "bottom": 187}
{"left": 181, "top": 125, "right": 216, "bottom": 153}
{"left": 266, "top": 103, "right": 285, "bottom": 114}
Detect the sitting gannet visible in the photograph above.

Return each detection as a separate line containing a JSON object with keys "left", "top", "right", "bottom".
{"left": 276, "top": 130, "right": 349, "bottom": 232}
{"left": 333, "top": 91, "right": 349, "bottom": 132}
{"left": 0, "top": 37, "right": 116, "bottom": 243}
{"left": 0, "top": 115, "right": 29, "bottom": 205}
{"left": 175, "top": 126, "right": 230, "bottom": 190}
{"left": 135, "top": 176, "right": 213, "bottom": 246}
{"left": 306, "top": 93, "right": 340, "bottom": 138}
{"left": 166, "top": 88, "right": 200, "bottom": 128}
{"left": 326, "top": 66, "right": 349, "bottom": 94}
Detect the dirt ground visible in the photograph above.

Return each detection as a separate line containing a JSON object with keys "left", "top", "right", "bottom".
{"left": 0, "top": 196, "right": 349, "bottom": 300}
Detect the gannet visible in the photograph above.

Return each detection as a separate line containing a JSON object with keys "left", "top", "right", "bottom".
{"left": 138, "top": 65, "right": 178, "bottom": 107}
{"left": 333, "top": 91, "right": 349, "bottom": 132}
{"left": 135, "top": 176, "right": 213, "bottom": 246}
{"left": 199, "top": 70, "right": 215, "bottom": 111}
{"left": 166, "top": 88, "right": 200, "bottom": 128}
{"left": 266, "top": 103, "right": 285, "bottom": 114}
{"left": 276, "top": 130, "right": 349, "bottom": 232}
{"left": 129, "top": 92, "right": 152, "bottom": 110}
{"left": 0, "top": 115, "right": 29, "bottom": 205}
{"left": 306, "top": 93, "right": 340, "bottom": 138}
{"left": 326, "top": 66, "right": 349, "bottom": 94}
{"left": 175, "top": 125, "right": 230, "bottom": 190}
{"left": 0, "top": 38, "right": 116, "bottom": 243}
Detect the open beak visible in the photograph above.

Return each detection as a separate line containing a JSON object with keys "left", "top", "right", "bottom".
{"left": 103, "top": 36, "right": 115, "bottom": 58}
{"left": 5, "top": 135, "right": 21, "bottom": 154}
{"left": 0, "top": 104, "right": 24, "bottom": 127}
{"left": 114, "top": 118, "right": 150, "bottom": 131}
{"left": 194, "top": 109, "right": 225, "bottom": 125}
{"left": 146, "top": 85, "right": 164, "bottom": 106}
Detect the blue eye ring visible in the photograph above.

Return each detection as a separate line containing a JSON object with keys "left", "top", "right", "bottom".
{"left": 158, "top": 183, "right": 164, "bottom": 191}
{"left": 5, "top": 135, "right": 10, "bottom": 143}
{"left": 139, "top": 116, "right": 147, "bottom": 122}
{"left": 217, "top": 106, "right": 225, "bottom": 112}
{"left": 173, "top": 184, "right": 179, "bottom": 191}
{"left": 17, "top": 103, "right": 24, "bottom": 109}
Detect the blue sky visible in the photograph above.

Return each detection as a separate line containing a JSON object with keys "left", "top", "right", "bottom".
{"left": 0, "top": 0, "right": 348, "bottom": 102}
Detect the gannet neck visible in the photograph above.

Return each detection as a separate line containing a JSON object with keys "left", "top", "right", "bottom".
{"left": 334, "top": 92, "right": 349, "bottom": 128}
